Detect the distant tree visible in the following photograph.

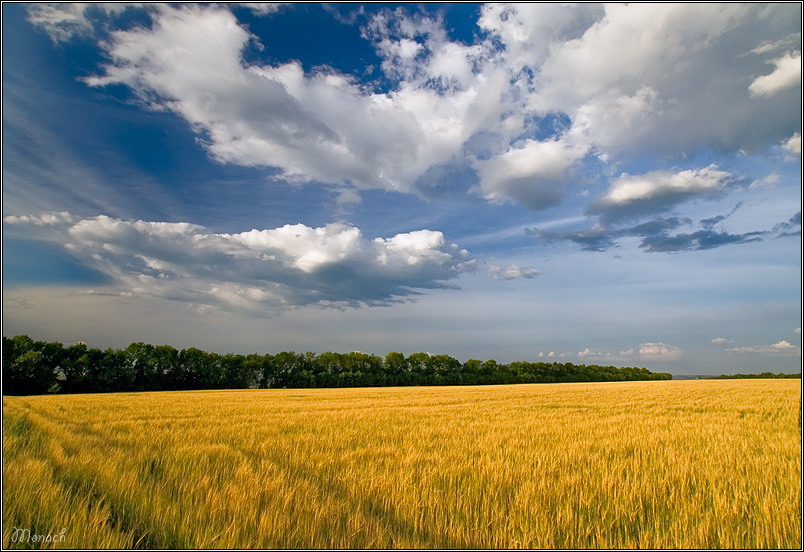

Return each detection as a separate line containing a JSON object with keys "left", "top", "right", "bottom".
{"left": 2, "top": 336, "right": 62, "bottom": 395}
{"left": 221, "top": 353, "right": 255, "bottom": 389}
{"left": 4, "top": 349, "right": 51, "bottom": 395}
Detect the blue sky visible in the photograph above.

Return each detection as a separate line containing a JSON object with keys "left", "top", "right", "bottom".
{"left": 3, "top": 3, "right": 801, "bottom": 375}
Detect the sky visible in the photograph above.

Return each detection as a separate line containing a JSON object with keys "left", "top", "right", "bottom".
{"left": 2, "top": 2, "right": 802, "bottom": 376}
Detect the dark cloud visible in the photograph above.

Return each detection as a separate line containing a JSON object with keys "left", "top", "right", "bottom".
{"left": 772, "top": 211, "right": 802, "bottom": 237}
{"left": 640, "top": 230, "right": 764, "bottom": 253}
{"left": 529, "top": 211, "right": 797, "bottom": 254}
{"left": 526, "top": 226, "right": 616, "bottom": 252}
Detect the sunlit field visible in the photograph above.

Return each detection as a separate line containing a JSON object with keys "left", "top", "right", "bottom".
{"left": 3, "top": 380, "right": 801, "bottom": 549}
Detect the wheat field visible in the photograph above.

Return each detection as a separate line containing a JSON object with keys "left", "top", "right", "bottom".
{"left": 3, "top": 379, "right": 801, "bottom": 549}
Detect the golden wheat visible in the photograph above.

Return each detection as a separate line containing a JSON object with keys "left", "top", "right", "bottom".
{"left": 3, "top": 379, "right": 801, "bottom": 549}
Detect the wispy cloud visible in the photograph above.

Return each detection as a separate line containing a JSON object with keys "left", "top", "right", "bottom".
{"left": 3, "top": 212, "right": 75, "bottom": 226}
{"left": 727, "top": 340, "right": 801, "bottom": 356}
{"left": 529, "top": 208, "right": 798, "bottom": 253}
{"left": 711, "top": 337, "right": 735, "bottom": 345}
{"left": 489, "top": 265, "right": 542, "bottom": 281}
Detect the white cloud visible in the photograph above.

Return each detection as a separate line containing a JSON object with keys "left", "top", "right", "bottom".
{"left": 236, "top": 3, "right": 287, "bottom": 16}
{"left": 489, "top": 265, "right": 543, "bottom": 281}
{"left": 751, "top": 33, "right": 802, "bottom": 55}
{"left": 26, "top": 3, "right": 143, "bottom": 42}
{"left": 3, "top": 211, "right": 75, "bottom": 226}
{"left": 749, "top": 52, "right": 802, "bottom": 97}
{"left": 727, "top": 340, "right": 801, "bottom": 356}
{"left": 639, "top": 342, "right": 683, "bottom": 361}
{"left": 473, "top": 139, "right": 589, "bottom": 210}
{"left": 782, "top": 133, "right": 802, "bottom": 156}
{"left": 592, "top": 165, "right": 733, "bottom": 220}
{"left": 711, "top": 337, "right": 735, "bottom": 345}
{"left": 517, "top": 3, "right": 801, "bottom": 156}
{"left": 25, "top": 3, "right": 803, "bottom": 212}
{"left": 576, "top": 348, "right": 638, "bottom": 361}
{"left": 796, "top": 328, "right": 802, "bottom": 335}
{"left": 600, "top": 166, "right": 730, "bottom": 206}
{"left": 577, "top": 348, "right": 602, "bottom": 359}
{"left": 6, "top": 213, "right": 475, "bottom": 314}
{"left": 26, "top": 3, "right": 96, "bottom": 42}
{"left": 81, "top": 5, "right": 511, "bottom": 199}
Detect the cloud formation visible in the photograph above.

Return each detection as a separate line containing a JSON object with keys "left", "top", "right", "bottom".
{"left": 473, "top": 139, "right": 588, "bottom": 210}
{"left": 4, "top": 213, "right": 475, "bottom": 314}
{"left": 529, "top": 205, "right": 799, "bottom": 253}
{"left": 573, "top": 344, "right": 681, "bottom": 362}
{"left": 489, "top": 265, "right": 542, "bottom": 281}
{"left": 727, "top": 340, "right": 801, "bottom": 356}
{"left": 782, "top": 133, "right": 802, "bottom": 156}
{"left": 590, "top": 166, "right": 734, "bottom": 221}
{"left": 26, "top": 3, "right": 800, "bottom": 211}
{"left": 749, "top": 52, "right": 802, "bottom": 97}
{"left": 639, "top": 343, "right": 683, "bottom": 361}
{"left": 79, "top": 4, "right": 511, "bottom": 200}
{"left": 2, "top": 211, "right": 75, "bottom": 226}
{"left": 711, "top": 337, "right": 735, "bottom": 345}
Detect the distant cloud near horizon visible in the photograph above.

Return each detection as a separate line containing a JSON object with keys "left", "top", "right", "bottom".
{"left": 711, "top": 337, "right": 734, "bottom": 345}
{"left": 727, "top": 340, "right": 801, "bottom": 356}
{"left": 489, "top": 265, "right": 543, "bottom": 280}
{"left": 639, "top": 343, "right": 683, "bottom": 361}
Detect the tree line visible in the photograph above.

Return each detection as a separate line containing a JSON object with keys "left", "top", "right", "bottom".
{"left": 707, "top": 372, "right": 801, "bottom": 379}
{"left": 2, "top": 335, "right": 671, "bottom": 396}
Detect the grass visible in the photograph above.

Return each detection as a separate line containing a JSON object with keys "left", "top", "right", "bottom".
{"left": 2, "top": 379, "right": 801, "bottom": 549}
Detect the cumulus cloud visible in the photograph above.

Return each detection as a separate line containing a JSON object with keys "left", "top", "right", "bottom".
{"left": 79, "top": 4, "right": 512, "bottom": 200}
{"left": 577, "top": 348, "right": 607, "bottom": 360}
{"left": 523, "top": 3, "right": 801, "bottom": 156}
{"left": 489, "top": 265, "right": 542, "bottom": 281}
{"left": 538, "top": 351, "right": 570, "bottom": 359}
{"left": 473, "top": 139, "right": 589, "bottom": 210}
{"left": 727, "top": 340, "right": 801, "bottom": 356}
{"left": 749, "top": 52, "right": 802, "bottom": 97}
{"left": 639, "top": 342, "right": 683, "bottom": 361}
{"left": 590, "top": 165, "right": 734, "bottom": 221}
{"left": 24, "top": 3, "right": 802, "bottom": 212}
{"left": 575, "top": 348, "right": 640, "bottom": 362}
{"left": 4, "top": 213, "right": 475, "bottom": 314}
